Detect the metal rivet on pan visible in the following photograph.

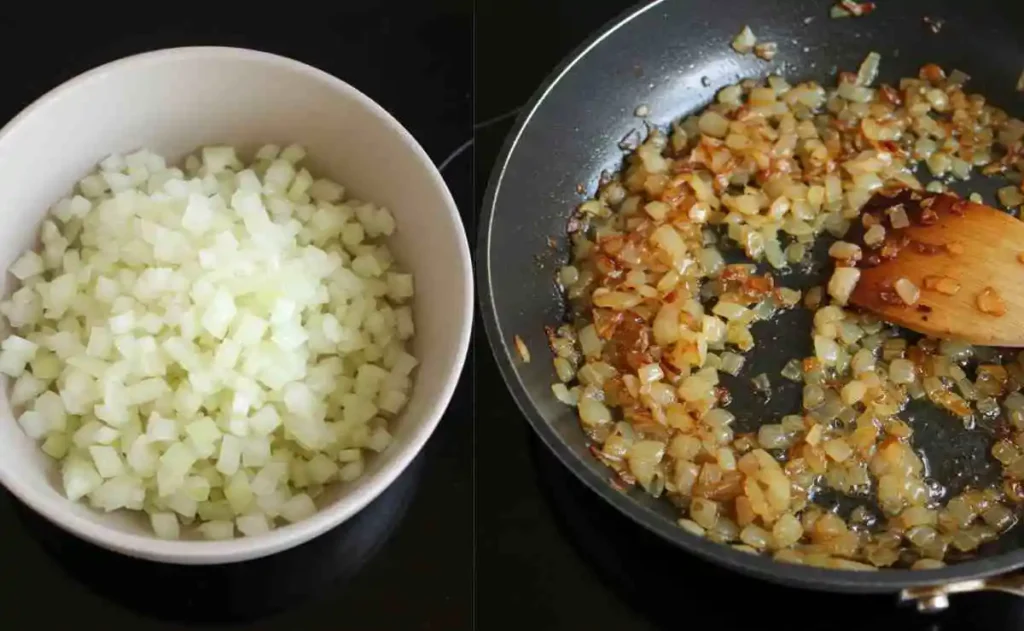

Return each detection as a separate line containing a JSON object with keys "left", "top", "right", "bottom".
{"left": 914, "top": 594, "right": 950, "bottom": 613}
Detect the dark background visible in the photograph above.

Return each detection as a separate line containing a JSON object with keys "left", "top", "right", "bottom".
{"left": 474, "top": 1, "right": 1024, "bottom": 630}
{"left": 0, "top": 5, "right": 472, "bottom": 630}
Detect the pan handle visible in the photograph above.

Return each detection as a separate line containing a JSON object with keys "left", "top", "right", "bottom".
{"left": 900, "top": 575, "right": 1024, "bottom": 612}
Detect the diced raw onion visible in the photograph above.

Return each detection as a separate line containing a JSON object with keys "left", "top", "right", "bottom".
{"left": 1, "top": 145, "right": 416, "bottom": 539}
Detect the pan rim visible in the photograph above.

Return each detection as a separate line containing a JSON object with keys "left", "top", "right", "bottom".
{"left": 477, "top": 0, "right": 1024, "bottom": 593}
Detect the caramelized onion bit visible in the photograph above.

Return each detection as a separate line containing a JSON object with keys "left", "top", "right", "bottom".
{"left": 754, "top": 42, "right": 778, "bottom": 61}
{"left": 977, "top": 287, "right": 1007, "bottom": 316}
{"left": 514, "top": 335, "right": 531, "bottom": 363}
{"left": 923, "top": 275, "right": 961, "bottom": 296}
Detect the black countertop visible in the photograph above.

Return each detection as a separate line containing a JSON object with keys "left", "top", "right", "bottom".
{"left": 0, "top": 5, "right": 472, "bottom": 630}
{"left": 474, "top": 2, "right": 1024, "bottom": 630}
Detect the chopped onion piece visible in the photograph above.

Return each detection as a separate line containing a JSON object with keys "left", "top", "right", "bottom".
{"left": 731, "top": 26, "right": 757, "bottom": 54}
{"left": 863, "top": 224, "right": 885, "bottom": 246}
{"left": 828, "top": 268, "right": 861, "bottom": 306}
{"left": 0, "top": 145, "right": 417, "bottom": 538}
{"left": 894, "top": 278, "right": 920, "bottom": 306}
{"left": 998, "top": 186, "right": 1024, "bottom": 209}
{"left": 977, "top": 287, "right": 1006, "bottom": 316}
{"left": 856, "top": 52, "right": 881, "bottom": 87}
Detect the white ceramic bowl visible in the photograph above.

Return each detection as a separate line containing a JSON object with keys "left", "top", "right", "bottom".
{"left": 0, "top": 47, "right": 472, "bottom": 564}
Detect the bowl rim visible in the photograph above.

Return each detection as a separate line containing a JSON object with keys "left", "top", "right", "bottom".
{"left": 0, "top": 45, "right": 473, "bottom": 564}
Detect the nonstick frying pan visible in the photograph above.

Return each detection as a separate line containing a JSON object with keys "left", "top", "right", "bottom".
{"left": 479, "top": 0, "right": 1024, "bottom": 609}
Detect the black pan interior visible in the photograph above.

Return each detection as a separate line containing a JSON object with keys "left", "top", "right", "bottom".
{"left": 480, "top": 0, "right": 1024, "bottom": 592}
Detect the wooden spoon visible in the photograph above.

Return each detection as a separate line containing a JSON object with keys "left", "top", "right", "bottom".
{"left": 840, "top": 189, "right": 1024, "bottom": 346}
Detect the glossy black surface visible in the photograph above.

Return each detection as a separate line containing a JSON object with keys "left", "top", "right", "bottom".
{"left": 476, "top": 0, "right": 1024, "bottom": 628}
{"left": 478, "top": 0, "right": 1024, "bottom": 593}
{"left": 0, "top": 5, "right": 471, "bottom": 630}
